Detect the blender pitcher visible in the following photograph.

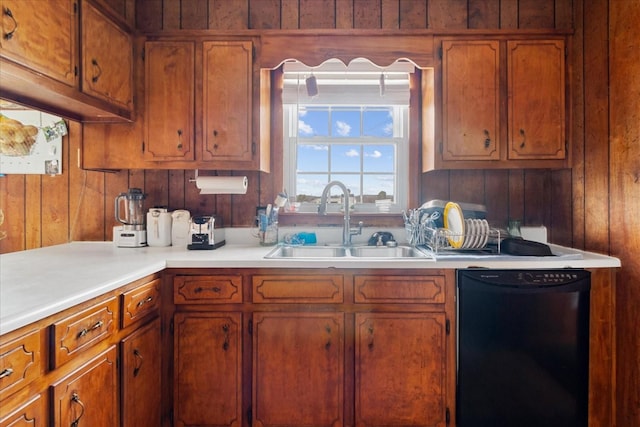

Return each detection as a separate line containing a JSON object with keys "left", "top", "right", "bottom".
{"left": 113, "top": 188, "right": 147, "bottom": 247}
{"left": 115, "top": 188, "right": 146, "bottom": 227}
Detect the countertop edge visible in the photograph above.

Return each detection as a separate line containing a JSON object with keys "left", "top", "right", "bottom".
{"left": 0, "top": 241, "right": 621, "bottom": 335}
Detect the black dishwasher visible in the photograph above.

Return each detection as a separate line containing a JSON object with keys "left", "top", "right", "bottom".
{"left": 457, "top": 269, "right": 590, "bottom": 427}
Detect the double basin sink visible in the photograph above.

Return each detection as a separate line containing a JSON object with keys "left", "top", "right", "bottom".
{"left": 265, "top": 244, "right": 431, "bottom": 259}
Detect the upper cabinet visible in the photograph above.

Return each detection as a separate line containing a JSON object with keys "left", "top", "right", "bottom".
{"left": 0, "top": 0, "right": 77, "bottom": 86}
{"left": 84, "top": 36, "right": 269, "bottom": 171}
{"left": 441, "top": 40, "right": 500, "bottom": 162}
{"left": 0, "top": 0, "right": 133, "bottom": 122}
{"left": 80, "top": 0, "right": 133, "bottom": 112}
{"left": 202, "top": 41, "right": 254, "bottom": 164}
{"left": 429, "top": 37, "right": 569, "bottom": 170}
{"left": 143, "top": 39, "right": 259, "bottom": 169}
{"left": 507, "top": 40, "right": 566, "bottom": 161}
{"left": 144, "top": 40, "right": 195, "bottom": 162}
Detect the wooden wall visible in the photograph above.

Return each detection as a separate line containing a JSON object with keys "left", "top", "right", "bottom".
{"left": 0, "top": 0, "right": 638, "bottom": 424}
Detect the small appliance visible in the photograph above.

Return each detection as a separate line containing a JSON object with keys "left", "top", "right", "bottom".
{"left": 113, "top": 188, "right": 147, "bottom": 247}
{"left": 171, "top": 209, "right": 191, "bottom": 248}
{"left": 146, "top": 207, "right": 172, "bottom": 247}
{"left": 187, "top": 215, "right": 226, "bottom": 250}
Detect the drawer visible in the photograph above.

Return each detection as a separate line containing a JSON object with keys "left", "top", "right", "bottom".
{"left": 354, "top": 275, "right": 446, "bottom": 304}
{"left": 0, "top": 329, "right": 41, "bottom": 399}
{"left": 0, "top": 393, "right": 46, "bottom": 427}
{"left": 51, "top": 297, "right": 117, "bottom": 368}
{"left": 174, "top": 275, "right": 242, "bottom": 304}
{"left": 121, "top": 278, "right": 160, "bottom": 328}
{"left": 252, "top": 274, "right": 344, "bottom": 303}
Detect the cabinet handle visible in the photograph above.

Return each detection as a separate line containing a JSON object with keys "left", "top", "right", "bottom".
{"left": 483, "top": 129, "right": 491, "bottom": 148}
{"left": 133, "top": 348, "right": 143, "bottom": 377}
{"left": 519, "top": 128, "right": 526, "bottom": 148}
{"left": 177, "top": 129, "right": 183, "bottom": 150}
{"left": 367, "top": 324, "right": 374, "bottom": 351}
{"left": 70, "top": 392, "right": 85, "bottom": 427}
{"left": 0, "top": 367, "right": 14, "bottom": 379}
{"left": 325, "top": 324, "right": 332, "bottom": 350}
{"left": 77, "top": 320, "right": 104, "bottom": 338}
{"left": 3, "top": 7, "right": 17, "bottom": 40}
{"left": 213, "top": 130, "right": 218, "bottom": 137}
{"left": 136, "top": 296, "right": 153, "bottom": 308}
{"left": 90, "top": 58, "right": 102, "bottom": 83}
{"left": 222, "top": 323, "right": 230, "bottom": 351}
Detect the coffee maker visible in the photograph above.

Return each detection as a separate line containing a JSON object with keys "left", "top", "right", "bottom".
{"left": 113, "top": 188, "right": 147, "bottom": 247}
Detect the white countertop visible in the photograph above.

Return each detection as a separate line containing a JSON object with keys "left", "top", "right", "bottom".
{"left": 0, "top": 230, "right": 620, "bottom": 335}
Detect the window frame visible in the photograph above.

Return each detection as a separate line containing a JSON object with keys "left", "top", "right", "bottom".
{"left": 283, "top": 104, "right": 410, "bottom": 211}
{"left": 271, "top": 67, "right": 426, "bottom": 228}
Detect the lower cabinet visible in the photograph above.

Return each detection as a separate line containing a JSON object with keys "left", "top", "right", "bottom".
{"left": 252, "top": 312, "right": 345, "bottom": 427}
{"left": 50, "top": 345, "right": 119, "bottom": 427}
{"left": 0, "top": 273, "right": 163, "bottom": 427}
{"left": 173, "top": 312, "right": 243, "bottom": 427}
{"left": 0, "top": 393, "right": 46, "bottom": 427}
{"left": 121, "top": 317, "right": 162, "bottom": 427}
{"left": 170, "top": 269, "right": 455, "bottom": 427}
{"left": 355, "top": 313, "right": 448, "bottom": 427}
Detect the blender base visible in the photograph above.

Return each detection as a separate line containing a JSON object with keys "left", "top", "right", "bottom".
{"left": 113, "top": 226, "right": 147, "bottom": 247}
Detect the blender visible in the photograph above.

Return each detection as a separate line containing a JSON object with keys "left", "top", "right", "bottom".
{"left": 113, "top": 188, "right": 147, "bottom": 247}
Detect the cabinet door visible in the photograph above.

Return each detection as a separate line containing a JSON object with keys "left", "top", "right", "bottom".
{"left": 507, "top": 40, "right": 566, "bottom": 160}
{"left": 51, "top": 345, "right": 118, "bottom": 427}
{"left": 144, "top": 41, "right": 195, "bottom": 161}
{"left": 80, "top": 0, "right": 133, "bottom": 111}
{"left": 441, "top": 40, "right": 500, "bottom": 161}
{"left": 174, "top": 312, "right": 242, "bottom": 427}
{"left": 0, "top": 0, "right": 77, "bottom": 86}
{"left": 121, "top": 318, "right": 162, "bottom": 427}
{"left": 355, "top": 313, "right": 447, "bottom": 427}
{"left": 252, "top": 312, "right": 344, "bottom": 427}
{"left": 202, "top": 41, "right": 253, "bottom": 164}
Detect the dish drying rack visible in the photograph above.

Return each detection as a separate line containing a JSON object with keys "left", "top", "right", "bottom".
{"left": 404, "top": 212, "right": 502, "bottom": 254}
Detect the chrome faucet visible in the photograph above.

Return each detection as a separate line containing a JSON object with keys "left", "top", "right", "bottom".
{"left": 318, "top": 180, "right": 363, "bottom": 246}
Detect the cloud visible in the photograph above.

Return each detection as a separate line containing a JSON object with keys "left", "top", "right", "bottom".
{"left": 345, "top": 149, "right": 359, "bottom": 157}
{"left": 299, "top": 119, "right": 313, "bottom": 135}
{"left": 383, "top": 122, "right": 393, "bottom": 135}
{"left": 366, "top": 150, "right": 382, "bottom": 158}
{"left": 335, "top": 120, "right": 351, "bottom": 136}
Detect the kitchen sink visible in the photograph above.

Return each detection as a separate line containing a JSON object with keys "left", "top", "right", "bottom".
{"left": 349, "top": 246, "right": 429, "bottom": 258}
{"left": 265, "top": 245, "right": 348, "bottom": 258}
{"left": 264, "top": 245, "right": 430, "bottom": 259}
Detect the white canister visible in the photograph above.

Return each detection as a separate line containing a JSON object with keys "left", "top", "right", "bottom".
{"left": 147, "top": 208, "right": 172, "bottom": 247}
{"left": 171, "top": 209, "right": 191, "bottom": 248}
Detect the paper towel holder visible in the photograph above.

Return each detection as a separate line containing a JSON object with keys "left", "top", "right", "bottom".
{"left": 189, "top": 170, "right": 249, "bottom": 195}
{"left": 189, "top": 169, "right": 209, "bottom": 183}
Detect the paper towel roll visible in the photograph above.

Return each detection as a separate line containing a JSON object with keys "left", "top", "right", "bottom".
{"left": 195, "top": 176, "right": 248, "bottom": 194}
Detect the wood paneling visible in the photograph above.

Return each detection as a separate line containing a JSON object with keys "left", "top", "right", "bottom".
{"left": 609, "top": 1, "right": 640, "bottom": 426}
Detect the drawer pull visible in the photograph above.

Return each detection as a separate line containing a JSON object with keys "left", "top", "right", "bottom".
{"left": 0, "top": 367, "right": 14, "bottom": 379}
{"left": 77, "top": 320, "right": 104, "bottom": 338}
{"left": 194, "top": 286, "right": 221, "bottom": 294}
{"left": 136, "top": 296, "right": 153, "bottom": 308}
{"left": 70, "top": 392, "right": 85, "bottom": 427}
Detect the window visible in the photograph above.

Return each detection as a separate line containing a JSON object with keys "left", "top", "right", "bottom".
{"left": 282, "top": 59, "right": 413, "bottom": 213}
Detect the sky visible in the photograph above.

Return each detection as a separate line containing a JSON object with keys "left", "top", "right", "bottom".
{"left": 294, "top": 107, "right": 397, "bottom": 200}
